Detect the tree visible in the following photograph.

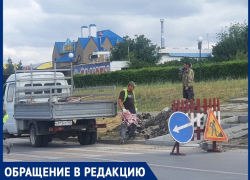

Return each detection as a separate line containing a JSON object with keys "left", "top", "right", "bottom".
{"left": 110, "top": 35, "right": 133, "bottom": 61}
{"left": 212, "top": 21, "right": 248, "bottom": 61}
{"left": 126, "top": 53, "right": 155, "bottom": 69}
{"left": 5, "top": 57, "right": 15, "bottom": 74}
{"left": 111, "top": 35, "right": 161, "bottom": 69}
{"left": 17, "top": 60, "right": 23, "bottom": 70}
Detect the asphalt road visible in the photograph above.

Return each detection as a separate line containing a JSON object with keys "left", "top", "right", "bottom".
{"left": 3, "top": 138, "right": 248, "bottom": 180}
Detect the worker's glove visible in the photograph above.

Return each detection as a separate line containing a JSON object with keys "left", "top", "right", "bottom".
{"left": 135, "top": 108, "right": 138, "bottom": 113}
{"left": 122, "top": 109, "right": 128, "bottom": 113}
{"left": 179, "top": 67, "right": 183, "bottom": 71}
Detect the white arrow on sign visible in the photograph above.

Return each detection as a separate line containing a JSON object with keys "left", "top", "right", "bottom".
{"left": 173, "top": 113, "right": 204, "bottom": 133}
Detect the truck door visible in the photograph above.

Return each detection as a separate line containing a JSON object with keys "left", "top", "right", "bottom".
{"left": 3, "top": 83, "right": 18, "bottom": 134}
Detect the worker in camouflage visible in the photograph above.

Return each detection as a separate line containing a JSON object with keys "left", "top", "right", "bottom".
{"left": 179, "top": 62, "right": 195, "bottom": 101}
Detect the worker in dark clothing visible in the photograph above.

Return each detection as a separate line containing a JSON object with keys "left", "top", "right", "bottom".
{"left": 179, "top": 62, "right": 195, "bottom": 101}
{"left": 118, "top": 81, "right": 138, "bottom": 143}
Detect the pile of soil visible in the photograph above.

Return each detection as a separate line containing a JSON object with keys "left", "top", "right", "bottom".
{"left": 110, "top": 107, "right": 174, "bottom": 140}
{"left": 136, "top": 107, "right": 173, "bottom": 139}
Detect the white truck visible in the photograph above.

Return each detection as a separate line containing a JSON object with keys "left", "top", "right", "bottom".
{"left": 3, "top": 66, "right": 117, "bottom": 147}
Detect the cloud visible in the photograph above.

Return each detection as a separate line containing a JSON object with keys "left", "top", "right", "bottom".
{"left": 3, "top": 0, "right": 248, "bottom": 65}
{"left": 3, "top": 44, "right": 52, "bottom": 64}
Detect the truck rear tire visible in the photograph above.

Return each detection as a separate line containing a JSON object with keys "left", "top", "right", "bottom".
{"left": 29, "top": 125, "right": 42, "bottom": 148}
{"left": 78, "top": 132, "right": 90, "bottom": 145}
{"left": 89, "top": 132, "right": 97, "bottom": 145}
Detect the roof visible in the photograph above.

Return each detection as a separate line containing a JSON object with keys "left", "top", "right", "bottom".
{"left": 108, "top": 37, "right": 119, "bottom": 47}
{"left": 89, "top": 24, "right": 96, "bottom": 26}
{"left": 53, "top": 29, "right": 124, "bottom": 55}
{"left": 78, "top": 38, "right": 91, "bottom": 49}
{"left": 97, "top": 29, "right": 124, "bottom": 47}
{"left": 65, "top": 38, "right": 73, "bottom": 45}
{"left": 55, "top": 39, "right": 77, "bottom": 54}
{"left": 36, "top": 62, "right": 53, "bottom": 69}
{"left": 92, "top": 37, "right": 107, "bottom": 49}
{"left": 56, "top": 52, "right": 75, "bottom": 63}
{"left": 6, "top": 72, "right": 64, "bottom": 82}
{"left": 55, "top": 42, "right": 64, "bottom": 53}
{"left": 169, "top": 53, "right": 211, "bottom": 58}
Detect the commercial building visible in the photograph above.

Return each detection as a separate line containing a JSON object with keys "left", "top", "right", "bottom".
{"left": 52, "top": 24, "right": 124, "bottom": 68}
{"left": 158, "top": 48, "right": 212, "bottom": 63}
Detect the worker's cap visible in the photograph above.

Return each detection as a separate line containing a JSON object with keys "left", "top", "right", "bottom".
{"left": 128, "top": 81, "right": 136, "bottom": 87}
{"left": 184, "top": 62, "right": 192, "bottom": 68}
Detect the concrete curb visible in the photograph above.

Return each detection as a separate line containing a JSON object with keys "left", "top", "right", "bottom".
{"left": 227, "top": 98, "right": 248, "bottom": 103}
{"left": 52, "top": 137, "right": 248, "bottom": 149}
{"left": 220, "top": 144, "right": 248, "bottom": 149}
{"left": 52, "top": 137, "right": 146, "bottom": 145}
{"left": 96, "top": 139, "right": 146, "bottom": 145}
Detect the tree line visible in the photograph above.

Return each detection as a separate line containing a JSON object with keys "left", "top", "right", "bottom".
{"left": 110, "top": 21, "right": 248, "bottom": 69}
{"left": 3, "top": 57, "right": 23, "bottom": 74}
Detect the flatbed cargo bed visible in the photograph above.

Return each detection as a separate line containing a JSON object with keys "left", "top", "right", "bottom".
{"left": 14, "top": 100, "right": 117, "bottom": 120}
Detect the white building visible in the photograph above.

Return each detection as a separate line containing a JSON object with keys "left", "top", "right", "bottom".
{"left": 158, "top": 49, "right": 212, "bottom": 64}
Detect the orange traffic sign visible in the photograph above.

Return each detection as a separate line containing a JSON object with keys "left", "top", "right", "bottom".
{"left": 204, "top": 109, "right": 228, "bottom": 142}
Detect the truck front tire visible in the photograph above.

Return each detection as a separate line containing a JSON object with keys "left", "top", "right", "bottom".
{"left": 29, "top": 125, "right": 42, "bottom": 147}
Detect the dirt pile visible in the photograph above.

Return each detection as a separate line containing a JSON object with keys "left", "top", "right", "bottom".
{"left": 135, "top": 107, "right": 173, "bottom": 139}
{"left": 108, "top": 108, "right": 174, "bottom": 140}
{"left": 104, "top": 107, "right": 174, "bottom": 140}
{"left": 110, "top": 107, "right": 203, "bottom": 140}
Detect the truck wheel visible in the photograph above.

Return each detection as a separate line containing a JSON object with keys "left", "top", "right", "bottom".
{"left": 41, "top": 135, "right": 49, "bottom": 147}
{"left": 89, "top": 132, "right": 97, "bottom": 145}
{"left": 29, "top": 125, "right": 42, "bottom": 148}
{"left": 78, "top": 132, "right": 90, "bottom": 145}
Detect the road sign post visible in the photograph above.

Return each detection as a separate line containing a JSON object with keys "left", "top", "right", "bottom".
{"left": 168, "top": 112, "right": 194, "bottom": 155}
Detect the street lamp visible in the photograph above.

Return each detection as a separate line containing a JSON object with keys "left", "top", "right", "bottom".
{"left": 68, "top": 52, "right": 74, "bottom": 59}
{"left": 197, "top": 36, "right": 203, "bottom": 82}
{"left": 68, "top": 53, "right": 74, "bottom": 95}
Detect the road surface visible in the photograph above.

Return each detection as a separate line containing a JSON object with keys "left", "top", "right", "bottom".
{"left": 3, "top": 138, "right": 248, "bottom": 180}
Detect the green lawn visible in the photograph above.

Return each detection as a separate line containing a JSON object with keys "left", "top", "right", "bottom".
{"left": 116, "top": 78, "right": 248, "bottom": 111}
{"left": 96, "top": 78, "right": 248, "bottom": 139}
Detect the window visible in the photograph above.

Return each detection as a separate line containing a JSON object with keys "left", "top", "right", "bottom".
{"left": 24, "top": 84, "right": 43, "bottom": 95}
{"left": 44, "top": 83, "right": 62, "bottom": 94}
{"left": 3, "top": 84, "right": 6, "bottom": 100}
{"left": 7, "top": 84, "right": 15, "bottom": 102}
{"left": 77, "top": 55, "right": 81, "bottom": 62}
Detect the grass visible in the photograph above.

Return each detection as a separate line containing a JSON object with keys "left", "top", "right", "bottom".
{"left": 113, "top": 78, "right": 248, "bottom": 112}
{"left": 96, "top": 78, "right": 248, "bottom": 139}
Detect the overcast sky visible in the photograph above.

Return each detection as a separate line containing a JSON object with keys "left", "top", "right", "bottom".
{"left": 3, "top": 0, "right": 248, "bottom": 65}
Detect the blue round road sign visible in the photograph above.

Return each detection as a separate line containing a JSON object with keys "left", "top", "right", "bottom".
{"left": 168, "top": 112, "right": 194, "bottom": 143}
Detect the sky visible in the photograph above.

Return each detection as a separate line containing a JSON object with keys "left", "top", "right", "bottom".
{"left": 3, "top": 0, "right": 248, "bottom": 65}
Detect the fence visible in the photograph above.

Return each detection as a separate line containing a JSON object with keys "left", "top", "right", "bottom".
{"left": 171, "top": 98, "right": 220, "bottom": 155}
